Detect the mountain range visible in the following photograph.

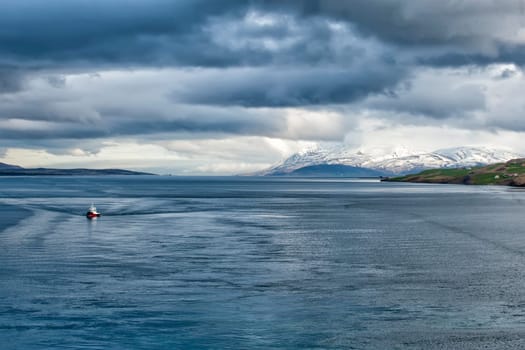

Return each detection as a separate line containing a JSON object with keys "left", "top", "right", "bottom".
{"left": 257, "top": 145, "right": 523, "bottom": 176}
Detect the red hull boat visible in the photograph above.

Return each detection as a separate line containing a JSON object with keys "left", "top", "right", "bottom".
{"left": 86, "top": 204, "right": 101, "bottom": 219}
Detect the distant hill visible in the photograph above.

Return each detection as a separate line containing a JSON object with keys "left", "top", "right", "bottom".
{"left": 0, "top": 162, "right": 23, "bottom": 170}
{"left": 383, "top": 159, "right": 525, "bottom": 186}
{"left": 0, "top": 163, "right": 154, "bottom": 176}
{"left": 273, "top": 164, "right": 390, "bottom": 177}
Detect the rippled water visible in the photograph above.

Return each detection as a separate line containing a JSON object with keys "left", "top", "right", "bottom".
{"left": 2, "top": 176, "right": 525, "bottom": 349}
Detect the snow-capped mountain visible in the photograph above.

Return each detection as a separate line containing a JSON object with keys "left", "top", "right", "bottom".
{"left": 259, "top": 145, "right": 522, "bottom": 176}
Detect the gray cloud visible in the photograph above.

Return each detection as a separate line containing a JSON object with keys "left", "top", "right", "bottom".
{"left": 173, "top": 66, "right": 405, "bottom": 107}
{"left": 0, "top": 67, "right": 26, "bottom": 93}
{"left": 268, "top": 1, "right": 525, "bottom": 54}
{"left": 0, "top": 0, "right": 241, "bottom": 66}
{"left": 2, "top": 0, "right": 521, "bottom": 73}
{"left": 1, "top": 0, "right": 525, "bottom": 170}
{"left": 103, "top": 105, "right": 286, "bottom": 137}
{"left": 368, "top": 82, "right": 487, "bottom": 119}
{"left": 0, "top": 1, "right": 524, "bottom": 73}
{"left": 0, "top": 0, "right": 403, "bottom": 75}
{"left": 0, "top": 1, "right": 522, "bottom": 99}
{"left": 0, "top": 99, "right": 286, "bottom": 141}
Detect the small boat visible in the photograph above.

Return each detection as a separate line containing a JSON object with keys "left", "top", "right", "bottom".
{"left": 86, "top": 204, "right": 101, "bottom": 219}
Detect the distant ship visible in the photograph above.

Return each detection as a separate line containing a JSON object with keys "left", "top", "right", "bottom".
{"left": 86, "top": 204, "right": 101, "bottom": 219}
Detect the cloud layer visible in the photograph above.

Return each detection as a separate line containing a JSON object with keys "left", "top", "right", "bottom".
{"left": 1, "top": 1, "right": 525, "bottom": 173}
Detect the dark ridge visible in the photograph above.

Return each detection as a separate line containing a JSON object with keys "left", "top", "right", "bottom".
{"left": 0, "top": 167, "right": 154, "bottom": 176}
{"left": 0, "top": 162, "right": 23, "bottom": 170}
{"left": 271, "top": 164, "right": 391, "bottom": 177}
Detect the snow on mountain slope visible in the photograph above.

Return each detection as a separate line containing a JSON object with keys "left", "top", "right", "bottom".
{"left": 262, "top": 144, "right": 417, "bottom": 175}
{"left": 260, "top": 145, "right": 522, "bottom": 175}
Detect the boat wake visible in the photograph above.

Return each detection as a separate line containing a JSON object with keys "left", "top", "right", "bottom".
{"left": 16, "top": 202, "right": 214, "bottom": 218}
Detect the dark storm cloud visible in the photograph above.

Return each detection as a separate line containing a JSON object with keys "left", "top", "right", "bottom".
{"left": 0, "top": 88, "right": 286, "bottom": 140}
{"left": 0, "top": 0, "right": 524, "bottom": 145}
{"left": 173, "top": 66, "right": 405, "bottom": 107}
{"left": 0, "top": 67, "right": 26, "bottom": 93}
{"left": 1, "top": 0, "right": 524, "bottom": 70}
{"left": 0, "top": 120, "right": 106, "bottom": 140}
{"left": 0, "top": 0, "right": 413, "bottom": 112}
{"left": 102, "top": 106, "right": 285, "bottom": 136}
{"left": 418, "top": 45, "right": 525, "bottom": 68}
{"left": 368, "top": 83, "right": 487, "bottom": 119}
{"left": 266, "top": 1, "right": 525, "bottom": 50}
{"left": 0, "top": 0, "right": 399, "bottom": 69}
{"left": 0, "top": 0, "right": 249, "bottom": 67}
{"left": 0, "top": 115, "right": 278, "bottom": 140}
{"left": 0, "top": 1, "right": 518, "bottom": 78}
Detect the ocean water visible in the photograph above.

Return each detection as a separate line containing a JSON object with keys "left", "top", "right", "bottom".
{"left": 2, "top": 176, "right": 525, "bottom": 349}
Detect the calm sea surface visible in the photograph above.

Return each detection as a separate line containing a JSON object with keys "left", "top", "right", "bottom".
{"left": 2, "top": 176, "right": 525, "bottom": 349}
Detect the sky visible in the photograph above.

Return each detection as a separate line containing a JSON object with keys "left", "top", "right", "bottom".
{"left": 2, "top": 0, "right": 525, "bottom": 174}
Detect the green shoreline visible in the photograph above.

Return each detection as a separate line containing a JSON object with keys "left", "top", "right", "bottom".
{"left": 382, "top": 158, "right": 525, "bottom": 186}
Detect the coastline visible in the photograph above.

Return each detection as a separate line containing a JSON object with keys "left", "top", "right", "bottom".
{"left": 382, "top": 159, "right": 525, "bottom": 187}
